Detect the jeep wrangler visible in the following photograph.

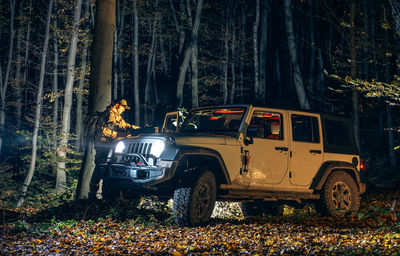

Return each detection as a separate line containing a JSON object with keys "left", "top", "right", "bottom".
{"left": 92, "top": 105, "right": 366, "bottom": 225}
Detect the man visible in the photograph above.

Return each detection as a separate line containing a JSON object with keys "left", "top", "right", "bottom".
{"left": 102, "top": 99, "right": 139, "bottom": 142}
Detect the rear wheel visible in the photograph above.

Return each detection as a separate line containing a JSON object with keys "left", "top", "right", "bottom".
{"left": 316, "top": 171, "right": 360, "bottom": 217}
{"left": 173, "top": 171, "right": 217, "bottom": 226}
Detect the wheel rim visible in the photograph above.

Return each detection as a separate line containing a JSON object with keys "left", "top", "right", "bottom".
{"left": 193, "top": 183, "right": 211, "bottom": 218}
{"left": 331, "top": 181, "right": 351, "bottom": 211}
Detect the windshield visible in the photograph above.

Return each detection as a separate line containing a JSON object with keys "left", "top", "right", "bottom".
{"left": 180, "top": 107, "right": 246, "bottom": 133}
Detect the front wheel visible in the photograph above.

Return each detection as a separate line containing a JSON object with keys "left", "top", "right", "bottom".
{"left": 316, "top": 171, "right": 360, "bottom": 217}
{"left": 173, "top": 171, "right": 217, "bottom": 226}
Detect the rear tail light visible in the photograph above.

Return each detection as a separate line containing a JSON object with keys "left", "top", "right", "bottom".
{"left": 360, "top": 159, "right": 366, "bottom": 171}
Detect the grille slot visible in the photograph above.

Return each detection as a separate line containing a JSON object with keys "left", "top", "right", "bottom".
{"left": 122, "top": 142, "right": 153, "bottom": 162}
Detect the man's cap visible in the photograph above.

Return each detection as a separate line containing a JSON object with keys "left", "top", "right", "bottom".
{"left": 119, "top": 99, "right": 130, "bottom": 109}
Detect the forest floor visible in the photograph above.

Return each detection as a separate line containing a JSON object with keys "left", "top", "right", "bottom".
{"left": 0, "top": 190, "right": 399, "bottom": 255}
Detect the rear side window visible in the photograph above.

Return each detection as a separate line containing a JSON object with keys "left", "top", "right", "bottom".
{"left": 291, "top": 115, "right": 320, "bottom": 143}
{"left": 325, "top": 120, "right": 350, "bottom": 146}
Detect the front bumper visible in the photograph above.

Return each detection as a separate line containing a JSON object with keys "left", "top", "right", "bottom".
{"left": 97, "top": 163, "right": 169, "bottom": 185}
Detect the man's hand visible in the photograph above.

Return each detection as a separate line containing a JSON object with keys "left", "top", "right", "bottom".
{"left": 130, "top": 124, "right": 140, "bottom": 129}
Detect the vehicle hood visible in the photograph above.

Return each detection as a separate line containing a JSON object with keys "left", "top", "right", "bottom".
{"left": 173, "top": 134, "right": 238, "bottom": 146}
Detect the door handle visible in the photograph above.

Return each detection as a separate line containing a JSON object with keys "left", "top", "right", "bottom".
{"left": 310, "top": 149, "right": 322, "bottom": 154}
{"left": 275, "top": 146, "right": 288, "bottom": 151}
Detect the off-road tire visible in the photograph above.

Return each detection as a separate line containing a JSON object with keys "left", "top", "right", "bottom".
{"left": 173, "top": 171, "right": 217, "bottom": 226}
{"left": 316, "top": 171, "right": 360, "bottom": 217}
{"left": 241, "top": 201, "right": 282, "bottom": 217}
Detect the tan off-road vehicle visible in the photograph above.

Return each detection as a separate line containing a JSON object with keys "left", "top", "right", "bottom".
{"left": 93, "top": 105, "right": 366, "bottom": 225}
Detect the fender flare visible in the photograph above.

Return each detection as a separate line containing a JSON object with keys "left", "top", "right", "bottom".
{"left": 310, "top": 161, "right": 362, "bottom": 191}
{"left": 173, "top": 146, "right": 232, "bottom": 185}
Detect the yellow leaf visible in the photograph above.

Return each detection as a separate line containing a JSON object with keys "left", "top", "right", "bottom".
{"left": 172, "top": 251, "right": 182, "bottom": 256}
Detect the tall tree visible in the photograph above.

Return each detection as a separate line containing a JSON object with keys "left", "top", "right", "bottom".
{"left": 283, "top": 0, "right": 310, "bottom": 109}
{"left": 53, "top": 0, "right": 59, "bottom": 131}
{"left": 258, "top": 0, "right": 269, "bottom": 104}
{"left": 132, "top": 0, "right": 140, "bottom": 124}
{"left": 56, "top": 0, "right": 83, "bottom": 194}
{"left": 253, "top": 0, "right": 260, "bottom": 104}
{"left": 176, "top": 0, "right": 204, "bottom": 108}
{"left": 77, "top": 0, "right": 115, "bottom": 199}
{"left": 350, "top": 0, "right": 360, "bottom": 150}
{"left": 15, "top": 0, "right": 54, "bottom": 208}
{"left": 0, "top": 0, "right": 16, "bottom": 155}
{"left": 76, "top": 0, "right": 90, "bottom": 149}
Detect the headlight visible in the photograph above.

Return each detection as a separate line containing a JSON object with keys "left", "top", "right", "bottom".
{"left": 115, "top": 141, "right": 126, "bottom": 153}
{"left": 150, "top": 140, "right": 165, "bottom": 157}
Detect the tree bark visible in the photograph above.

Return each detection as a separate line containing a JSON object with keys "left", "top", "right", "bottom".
{"left": 176, "top": 0, "right": 203, "bottom": 108}
{"left": 222, "top": 5, "right": 230, "bottom": 105}
{"left": 258, "top": 0, "right": 269, "bottom": 104}
{"left": 253, "top": 0, "right": 260, "bottom": 103}
{"left": 350, "top": 0, "right": 360, "bottom": 151}
{"left": 132, "top": 0, "right": 140, "bottom": 124}
{"left": 230, "top": 17, "right": 236, "bottom": 105}
{"left": 191, "top": 40, "right": 199, "bottom": 107}
{"left": 283, "top": 0, "right": 311, "bottom": 109}
{"left": 76, "top": 0, "right": 90, "bottom": 149}
{"left": 23, "top": 0, "right": 32, "bottom": 117}
{"left": 0, "top": 0, "right": 16, "bottom": 155}
{"left": 88, "top": 0, "right": 114, "bottom": 112}
{"left": 56, "top": 0, "right": 83, "bottom": 194}
{"left": 15, "top": 0, "right": 53, "bottom": 208}
{"left": 53, "top": 0, "right": 59, "bottom": 130}
{"left": 15, "top": 2, "right": 23, "bottom": 129}
{"left": 77, "top": 0, "right": 115, "bottom": 199}
{"left": 145, "top": 0, "right": 159, "bottom": 124}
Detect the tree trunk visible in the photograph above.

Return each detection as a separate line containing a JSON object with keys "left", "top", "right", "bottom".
{"left": 350, "top": 0, "right": 360, "bottom": 151}
{"left": 132, "top": 0, "right": 140, "bottom": 124}
{"left": 222, "top": 6, "right": 229, "bottom": 105}
{"left": 53, "top": 0, "right": 59, "bottom": 131}
{"left": 23, "top": 0, "right": 32, "bottom": 118}
{"left": 308, "top": 0, "right": 315, "bottom": 92}
{"left": 191, "top": 40, "right": 199, "bottom": 107}
{"left": 56, "top": 0, "right": 83, "bottom": 195}
{"left": 239, "top": 6, "right": 245, "bottom": 103}
{"left": 113, "top": 23, "right": 118, "bottom": 100}
{"left": 230, "top": 17, "right": 236, "bottom": 105}
{"left": 117, "top": 0, "right": 126, "bottom": 97}
{"left": 145, "top": 1, "right": 158, "bottom": 124}
{"left": 283, "top": 0, "right": 310, "bottom": 109}
{"left": 253, "top": 0, "right": 260, "bottom": 103}
{"left": 176, "top": 0, "right": 204, "bottom": 108}
{"left": 76, "top": 0, "right": 90, "bottom": 149}
{"left": 15, "top": 2, "right": 23, "bottom": 129}
{"left": 15, "top": 0, "right": 53, "bottom": 208}
{"left": 77, "top": 0, "right": 115, "bottom": 199}
{"left": 0, "top": 0, "right": 16, "bottom": 155}
{"left": 258, "top": 0, "right": 269, "bottom": 104}
{"left": 390, "top": 0, "right": 400, "bottom": 37}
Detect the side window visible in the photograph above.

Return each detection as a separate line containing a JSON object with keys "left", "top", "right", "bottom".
{"left": 248, "top": 111, "right": 283, "bottom": 140}
{"left": 291, "top": 115, "right": 320, "bottom": 143}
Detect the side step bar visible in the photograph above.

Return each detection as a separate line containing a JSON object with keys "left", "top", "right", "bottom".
{"left": 219, "top": 184, "right": 320, "bottom": 201}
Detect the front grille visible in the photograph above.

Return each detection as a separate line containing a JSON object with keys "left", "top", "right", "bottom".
{"left": 123, "top": 142, "right": 153, "bottom": 162}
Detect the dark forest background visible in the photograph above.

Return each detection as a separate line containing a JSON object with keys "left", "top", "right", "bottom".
{"left": 0, "top": 0, "right": 399, "bottom": 205}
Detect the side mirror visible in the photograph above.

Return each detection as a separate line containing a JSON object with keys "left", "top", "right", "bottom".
{"left": 244, "top": 127, "right": 256, "bottom": 145}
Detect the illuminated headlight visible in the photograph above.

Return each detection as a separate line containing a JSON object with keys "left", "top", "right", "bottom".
{"left": 115, "top": 141, "right": 126, "bottom": 153}
{"left": 150, "top": 140, "right": 165, "bottom": 157}
{"left": 156, "top": 160, "right": 173, "bottom": 168}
